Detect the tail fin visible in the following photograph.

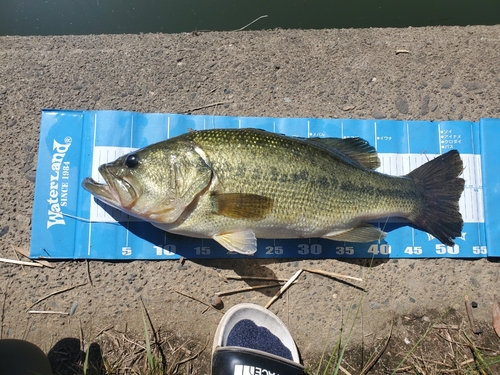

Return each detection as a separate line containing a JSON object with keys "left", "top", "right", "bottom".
{"left": 407, "top": 150, "right": 465, "bottom": 246}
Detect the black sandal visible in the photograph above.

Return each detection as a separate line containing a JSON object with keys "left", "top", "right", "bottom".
{"left": 212, "top": 303, "right": 304, "bottom": 375}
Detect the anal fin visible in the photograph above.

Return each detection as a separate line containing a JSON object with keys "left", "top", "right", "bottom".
{"left": 213, "top": 230, "right": 257, "bottom": 255}
{"left": 323, "top": 225, "right": 386, "bottom": 243}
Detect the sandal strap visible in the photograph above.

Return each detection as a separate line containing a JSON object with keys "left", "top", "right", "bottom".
{"left": 212, "top": 347, "right": 303, "bottom": 375}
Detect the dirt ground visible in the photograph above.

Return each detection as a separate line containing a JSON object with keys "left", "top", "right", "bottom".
{"left": 1, "top": 26, "right": 500, "bottom": 373}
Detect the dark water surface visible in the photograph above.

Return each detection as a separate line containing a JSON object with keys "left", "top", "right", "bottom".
{"left": 1, "top": 0, "right": 500, "bottom": 36}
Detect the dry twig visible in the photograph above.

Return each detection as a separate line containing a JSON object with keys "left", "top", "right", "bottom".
{"left": 216, "top": 283, "right": 283, "bottom": 297}
{"left": 0, "top": 288, "right": 7, "bottom": 340}
{"left": 338, "top": 364, "right": 352, "bottom": 375}
{"left": 12, "top": 246, "right": 55, "bottom": 268}
{"left": 265, "top": 269, "right": 302, "bottom": 309}
{"left": 28, "top": 310, "right": 69, "bottom": 315}
{"left": 433, "top": 324, "right": 460, "bottom": 330}
{"left": 360, "top": 318, "right": 393, "bottom": 375}
{"left": 183, "top": 101, "right": 230, "bottom": 113}
{"left": 226, "top": 275, "right": 289, "bottom": 282}
{"left": 29, "top": 282, "right": 87, "bottom": 309}
{"left": 95, "top": 325, "right": 114, "bottom": 338}
{"left": 465, "top": 295, "right": 482, "bottom": 334}
{"left": 168, "top": 337, "right": 209, "bottom": 374}
{"left": 0, "top": 257, "right": 43, "bottom": 267}
{"left": 302, "top": 267, "right": 363, "bottom": 282}
{"left": 102, "top": 330, "right": 120, "bottom": 348}
{"left": 86, "top": 260, "right": 93, "bottom": 287}
{"left": 174, "top": 290, "right": 224, "bottom": 314}
{"left": 11, "top": 247, "right": 26, "bottom": 274}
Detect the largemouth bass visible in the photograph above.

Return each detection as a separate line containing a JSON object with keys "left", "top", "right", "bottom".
{"left": 82, "top": 128, "right": 464, "bottom": 255}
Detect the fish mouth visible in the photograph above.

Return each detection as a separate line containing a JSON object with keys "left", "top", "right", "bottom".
{"left": 82, "top": 166, "right": 138, "bottom": 209}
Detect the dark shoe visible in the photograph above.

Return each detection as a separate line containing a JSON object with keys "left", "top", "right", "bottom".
{"left": 212, "top": 303, "right": 303, "bottom": 375}
{"left": 0, "top": 339, "right": 53, "bottom": 375}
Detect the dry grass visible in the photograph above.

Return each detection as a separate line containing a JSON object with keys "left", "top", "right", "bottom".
{"left": 96, "top": 326, "right": 207, "bottom": 375}
{"left": 49, "top": 324, "right": 208, "bottom": 375}
{"left": 306, "top": 264, "right": 500, "bottom": 375}
{"left": 47, "top": 299, "right": 208, "bottom": 375}
{"left": 388, "top": 324, "right": 500, "bottom": 375}
{"left": 309, "top": 312, "right": 500, "bottom": 375}
{"left": 53, "top": 313, "right": 498, "bottom": 375}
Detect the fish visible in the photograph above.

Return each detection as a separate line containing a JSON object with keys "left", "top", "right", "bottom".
{"left": 82, "top": 128, "right": 465, "bottom": 255}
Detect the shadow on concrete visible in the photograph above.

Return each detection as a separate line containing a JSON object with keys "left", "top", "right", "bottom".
{"left": 48, "top": 337, "right": 104, "bottom": 375}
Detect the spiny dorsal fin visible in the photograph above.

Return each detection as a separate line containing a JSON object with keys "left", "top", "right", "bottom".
{"left": 213, "top": 230, "right": 257, "bottom": 254}
{"left": 211, "top": 193, "right": 273, "bottom": 220}
{"left": 305, "top": 137, "right": 380, "bottom": 170}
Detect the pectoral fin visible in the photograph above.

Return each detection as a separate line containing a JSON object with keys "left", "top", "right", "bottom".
{"left": 323, "top": 225, "right": 386, "bottom": 243}
{"left": 213, "top": 230, "right": 257, "bottom": 255}
{"left": 211, "top": 193, "right": 273, "bottom": 220}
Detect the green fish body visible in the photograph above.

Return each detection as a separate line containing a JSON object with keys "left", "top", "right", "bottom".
{"left": 82, "top": 128, "right": 464, "bottom": 254}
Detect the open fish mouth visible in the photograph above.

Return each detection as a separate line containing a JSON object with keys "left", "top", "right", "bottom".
{"left": 82, "top": 177, "right": 117, "bottom": 202}
{"left": 81, "top": 167, "right": 138, "bottom": 209}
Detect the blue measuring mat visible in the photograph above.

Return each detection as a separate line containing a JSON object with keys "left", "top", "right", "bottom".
{"left": 30, "top": 110, "right": 499, "bottom": 260}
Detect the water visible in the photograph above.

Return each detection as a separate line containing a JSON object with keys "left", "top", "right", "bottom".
{"left": 1, "top": 0, "right": 499, "bottom": 36}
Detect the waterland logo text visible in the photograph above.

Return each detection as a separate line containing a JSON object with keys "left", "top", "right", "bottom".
{"left": 47, "top": 138, "right": 72, "bottom": 228}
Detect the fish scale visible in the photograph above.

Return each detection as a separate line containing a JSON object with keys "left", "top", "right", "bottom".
{"left": 169, "top": 130, "right": 420, "bottom": 234}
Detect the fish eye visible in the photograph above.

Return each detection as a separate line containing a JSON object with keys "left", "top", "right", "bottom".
{"left": 125, "top": 154, "right": 140, "bottom": 169}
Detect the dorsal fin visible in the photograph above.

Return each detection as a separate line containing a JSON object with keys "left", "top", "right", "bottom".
{"left": 304, "top": 137, "right": 380, "bottom": 170}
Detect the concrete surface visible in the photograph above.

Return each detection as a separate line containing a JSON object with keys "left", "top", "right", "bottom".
{"left": 1, "top": 26, "right": 499, "bottom": 373}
